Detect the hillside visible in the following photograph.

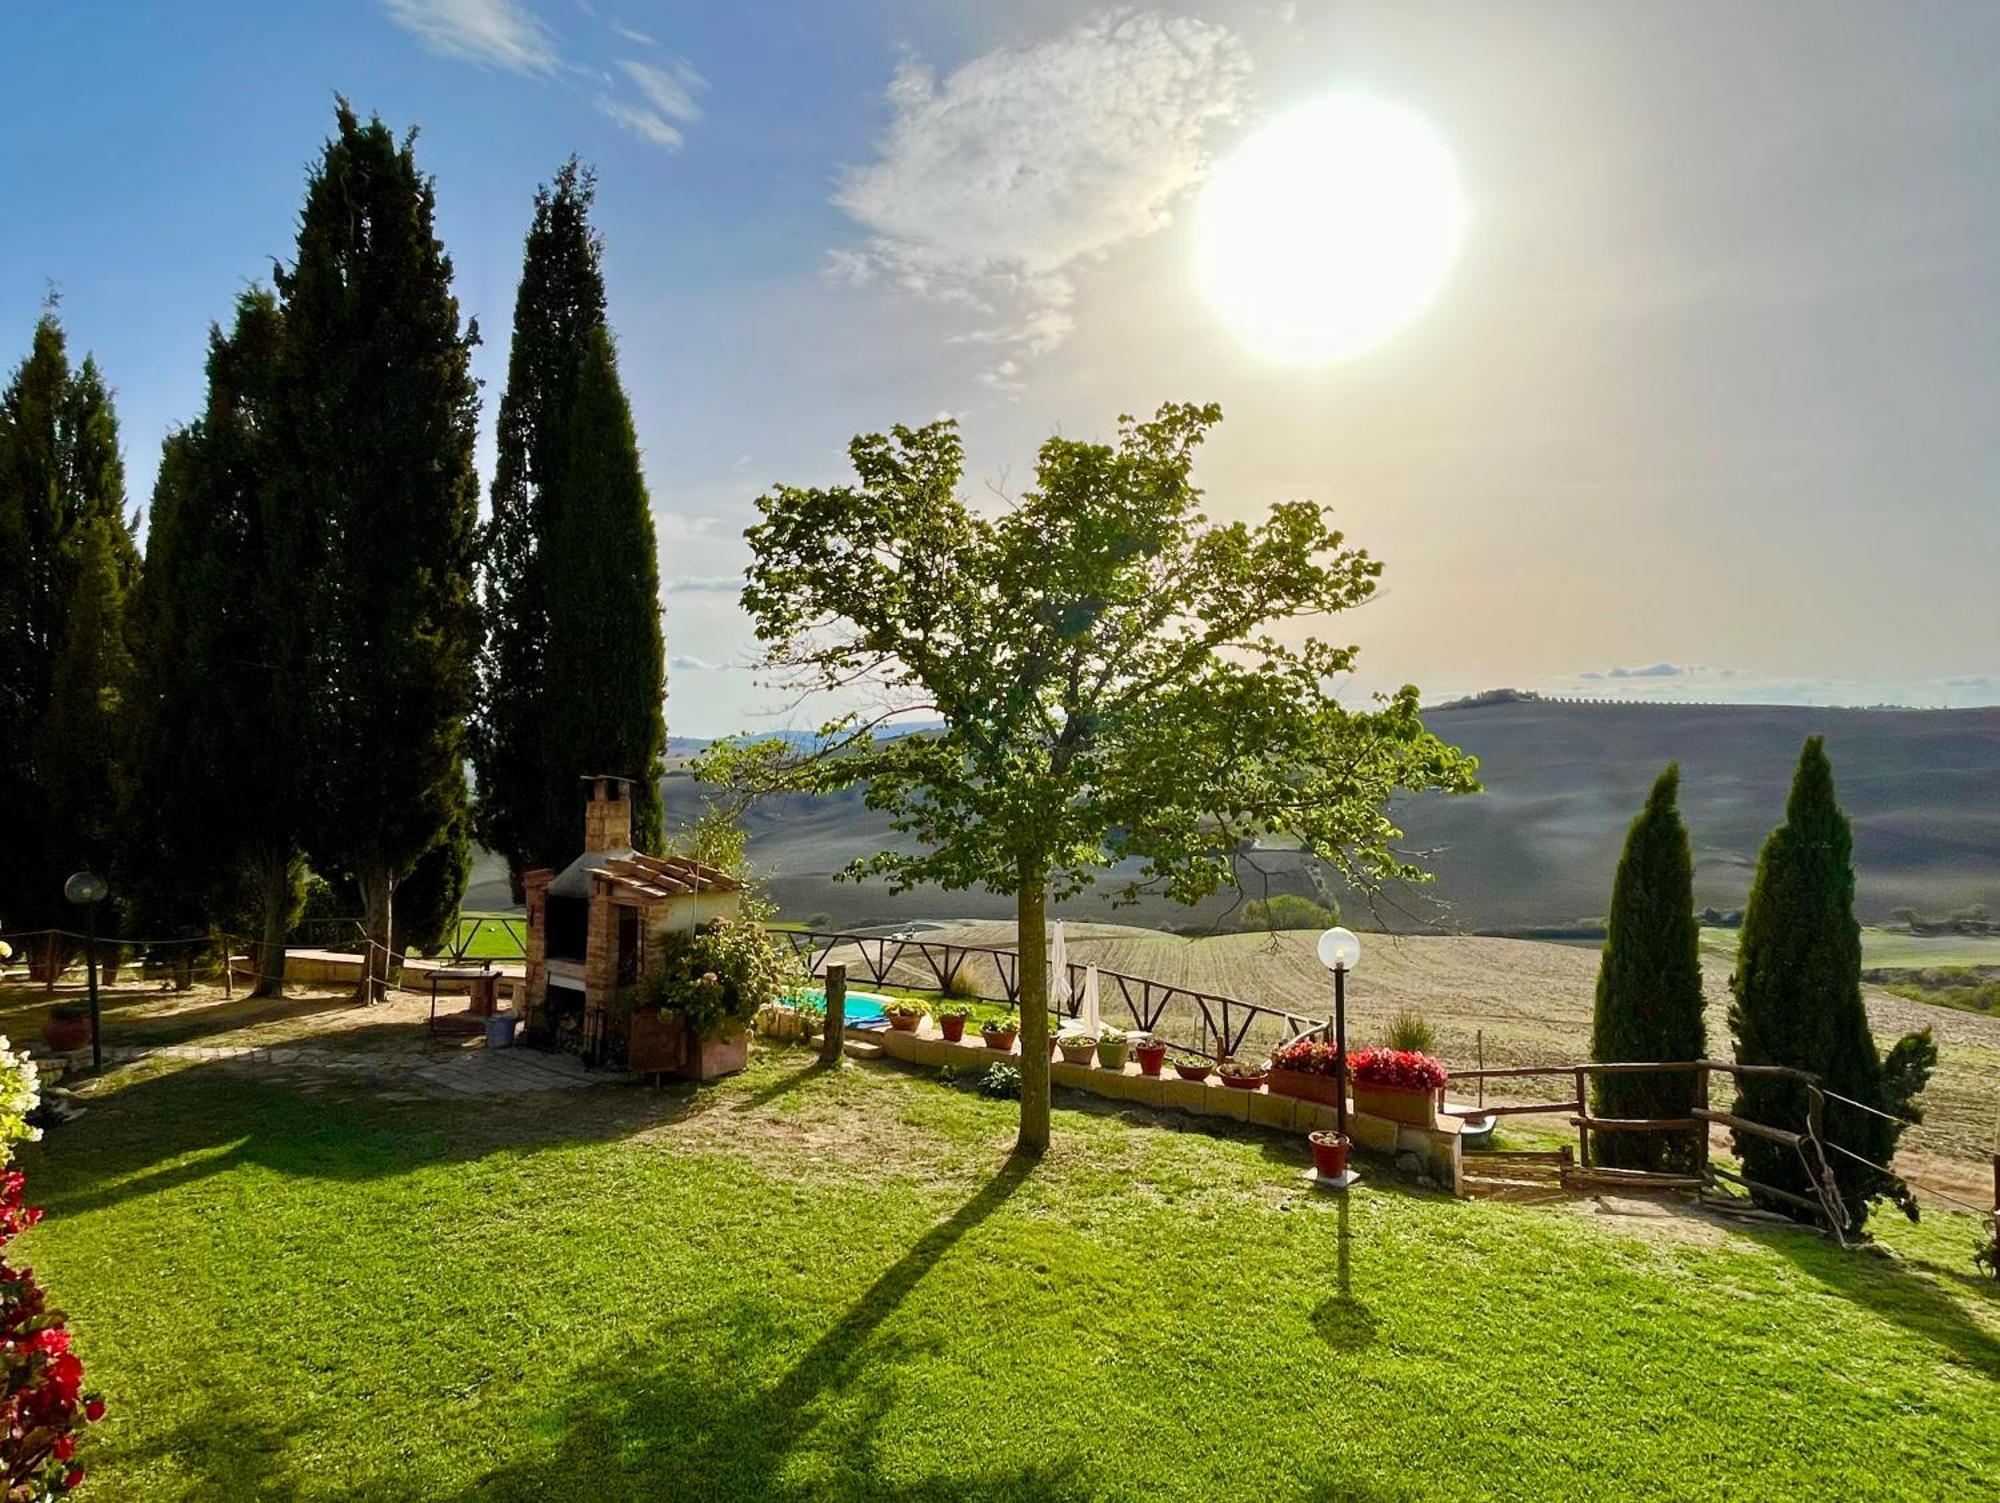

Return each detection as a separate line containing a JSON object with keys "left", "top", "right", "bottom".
{"left": 658, "top": 700, "right": 2000, "bottom": 933}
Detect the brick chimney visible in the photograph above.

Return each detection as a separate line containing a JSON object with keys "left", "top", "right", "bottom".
{"left": 582, "top": 775, "right": 634, "bottom": 852}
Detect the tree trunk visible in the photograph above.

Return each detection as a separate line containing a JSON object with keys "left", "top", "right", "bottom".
{"left": 250, "top": 847, "right": 292, "bottom": 999}
{"left": 355, "top": 869, "right": 395, "bottom": 1005}
{"left": 1015, "top": 866, "right": 1051, "bottom": 1157}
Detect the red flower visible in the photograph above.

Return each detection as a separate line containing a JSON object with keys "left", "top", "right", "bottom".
{"left": 1348, "top": 1047, "right": 1448, "bottom": 1090}
{"left": 84, "top": 1397, "right": 105, "bottom": 1423}
{"left": 63, "top": 1466, "right": 84, "bottom": 1490}
{"left": 54, "top": 1434, "right": 75, "bottom": 1461}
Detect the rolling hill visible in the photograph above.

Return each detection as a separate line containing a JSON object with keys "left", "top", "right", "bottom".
{"left": 655, "top": 698, "right": 2000, "bottom": 933}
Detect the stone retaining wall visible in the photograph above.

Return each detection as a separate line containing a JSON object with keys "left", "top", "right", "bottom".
{"left": 864, "top": 1024, "right": 1463, "bottom": 1193}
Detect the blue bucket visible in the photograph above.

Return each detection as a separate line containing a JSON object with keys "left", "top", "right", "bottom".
{"left": 485, "top": 1012, "right": 520, "bottom": 1050}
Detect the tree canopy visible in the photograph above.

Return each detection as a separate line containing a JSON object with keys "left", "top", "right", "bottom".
{"left": 1588, "top": 764, "right": 1706, "bottom": 1172}
{"left": 705, "top": 402, "right": 1479, "bottom": 1151}
{"left": 1728, "top": 737, "right": 1935, "bottom": 1227}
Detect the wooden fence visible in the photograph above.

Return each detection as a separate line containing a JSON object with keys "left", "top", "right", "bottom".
{"left": 778, "top": 929, "right": 1323, "bottom": 1063}
{"left": 1443, "top": 1058, "right": 1861, "bottom": 1235}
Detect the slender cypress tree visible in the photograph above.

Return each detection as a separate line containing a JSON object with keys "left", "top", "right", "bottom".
{"left": 1589, "top": 764, "right": 1707, "bottom": 1171}
{"left": 274, "top": 102, "right": 481, "bottom": 1002}
{"left": 537, "top": 326, "right": 667, "bottom": 849}
{"left": 41, "top": 517, "right": 136, "bottom": 893}
{"left": 0, "top": 309, "right": 134, "bottom": 973}
{"left": 128, "top": 292, "right": 306, "bottom": 993}
{"left": 473, "top": 159, "right": 664, "bottom": 885}
{"left": 1728, "top": 737, "right": 1936, "bottom": 1228}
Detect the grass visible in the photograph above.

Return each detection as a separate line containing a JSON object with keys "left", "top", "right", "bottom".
{"left": 437, "top": 912, "right": 528, "bottom": 962}
{"left": 17, "top": 1042, "right": 2000, "bottom": 1500}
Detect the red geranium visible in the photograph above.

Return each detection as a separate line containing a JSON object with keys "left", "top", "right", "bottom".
{"left": 0, "top": 1168, "right": 102, "bottom": 1499}
{"left": 1348, "top": 1047, "right": 1448, "bottom": 1091}
{"left": 1269, "top": 1038, "right": 1344, "bottom": 1078}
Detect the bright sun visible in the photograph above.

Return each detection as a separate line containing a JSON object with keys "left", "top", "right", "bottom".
{"left": 1195, "top": 95, "right": 1466, "bottom": 362}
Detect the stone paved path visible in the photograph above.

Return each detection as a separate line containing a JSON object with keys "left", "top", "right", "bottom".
{"left": 101, "top": 1043, "right": 628, "bottom": 1098}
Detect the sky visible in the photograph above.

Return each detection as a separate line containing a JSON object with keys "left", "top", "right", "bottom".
{"left": 5, "top": 1, "right": 1999, "bottom": 736}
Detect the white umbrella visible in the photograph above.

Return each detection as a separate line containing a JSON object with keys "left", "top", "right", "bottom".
{"left": 1080, "top": 963, "right": 1102, "bottom": 1036}
{"left": 1048, "top": 920, "right": 1073, "bottom": 1026}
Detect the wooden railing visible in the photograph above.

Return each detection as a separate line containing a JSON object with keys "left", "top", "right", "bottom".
{"left": 1444, "top": 1058, "right": 1854, "bottom": 1235}
{"left": 778, "top": 929, "right": 1323, "bottom": 1062}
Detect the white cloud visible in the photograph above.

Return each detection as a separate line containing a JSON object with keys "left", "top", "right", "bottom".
{"left": 668, "top": 575, "right": 742, "bottom": 594}
{"left": 670, "top": 653, "right": 720, "bottom": 672}
{"left": 831, "top": 10, "right": 1250, "bottom": 385}
{"left": 380, "top": 0, "right": 558, "bottom": 73}
{"left": 598, "top": 55, "right": 706, "bottom": 150}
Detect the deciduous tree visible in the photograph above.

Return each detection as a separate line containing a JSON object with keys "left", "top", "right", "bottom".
{"left": 705, "top": 403, "right": 1478, "bottom": 1154}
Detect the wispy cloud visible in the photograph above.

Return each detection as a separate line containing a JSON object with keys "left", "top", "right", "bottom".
{"left": 380, "top": 0, "right": 558, "bottom": 73}
{"left": 670, "top": 653, "right": 719, "bottom": 672}
{"left": 598, "top": 56, "right": 706, "bottom": 150}
{"left": 831, "top": 11, "right": 1250, "bottom": 391}
{"left": 667, "top": 575, "right": 743, "bottom": 594}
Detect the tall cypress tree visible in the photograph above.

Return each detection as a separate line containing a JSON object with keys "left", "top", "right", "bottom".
{"left": 0, "top": 309, "right": 135, "bottom": 973}
{"left": 41, "top": 516, "right": 136, "bottom": 894}
{"left": 538, "top": 325, "right": 667, "bottom": 841}
{"left": 128, "top": 292, "right": 306, "bottom": 993}
{"left": 274, "top": 102, "right": 480, "bottom": 1002}
{"left": 1728, "top": 737, "right": 1936, "bottom": 1228}
{"left": 473, "top": 159, "right": 664, "bottom": 886}
{"left": 1589, "top": 764, "right": 1707, "bottom": 1171}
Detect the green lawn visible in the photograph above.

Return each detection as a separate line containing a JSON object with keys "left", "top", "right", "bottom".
{"left": 19, "top": 1048, "right": 2000, "bottom": 1500}
{"left": 437, "top": 912, "right": 528, "bottom": 962}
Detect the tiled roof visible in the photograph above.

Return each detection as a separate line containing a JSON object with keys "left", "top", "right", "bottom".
{"left": 583, "top": 851, "right": 742, "bottom": 902}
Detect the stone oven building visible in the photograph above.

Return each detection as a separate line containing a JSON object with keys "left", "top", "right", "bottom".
{"left": 521, "top": 776, "right": 742, "bottom": 1061}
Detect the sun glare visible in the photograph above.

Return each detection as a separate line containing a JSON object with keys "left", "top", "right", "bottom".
{"left": 1195, "top": 95, "right": 1466, "bottom": 362}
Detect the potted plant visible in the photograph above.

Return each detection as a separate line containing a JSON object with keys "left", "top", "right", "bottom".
{"left": 937, "top": 1002, "right": 972, "bottom": 1042}
{"left": 1134, "top": 1035, "right": 1168, "bottom": 1077}
{"left": 1171, "top": 1052, "right": 1214, "bottom": 1082}
{"left": 1057, "top": 1032, "right": 1099, "bottom": 1066}
{"left": 1348, "top": 1047, "right": 1448, "bottom": 1127}
{"left": 41, "top": 1004, "right": 90, "bottom": 1054}
{"left": 1266, "top": 1036, "right": 1344, "bottom": 1106}
{"left": 1218, "top": 1057, "right": 1267, "bottom": 1090}
{"left": 883, "top": 1000, "right": 927, "bottom": 1034}
{"left": 1094, "top": 1025, "right": 1129, "bottom": 1070}
{"left": 1309, "top": 1130, "right": 1351, "bottom": 1179}
{"left": 979, "top": 1018, "right": 1018, "bottom": 1052}
{"left": 642, "top": 916, "right": 795, "bottom": 1081}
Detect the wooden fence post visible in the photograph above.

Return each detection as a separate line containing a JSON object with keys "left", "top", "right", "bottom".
{"left": 1574, "top": 1067, "right": 1590, "bottom": 1170}
{"left": 1694, "top": 1065, "right": 1711, "bottom": 1182}
{"left": 819, "top": 964, "right": 846, "bottom": 1066}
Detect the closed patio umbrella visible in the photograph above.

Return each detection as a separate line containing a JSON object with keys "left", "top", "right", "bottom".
{"left": 1049, "top": 920, "right": 1073, "bottom": 1028}
{"left": 1080, "top": 962, "right": 1102, "bottom": 1036}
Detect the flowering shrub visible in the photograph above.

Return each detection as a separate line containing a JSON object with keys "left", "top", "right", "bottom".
{"left": 0, "top": 1039, "right": 103, "bottom": 1498}
{"left": 1348, "top": 1047, "right": 1448, "bottom": 1091}
{"left": 1269, "top": 1038, "right": 1344, "bottom": 1078}
{"left": 646, "top": 918, "right": 801, "bottom": 1041}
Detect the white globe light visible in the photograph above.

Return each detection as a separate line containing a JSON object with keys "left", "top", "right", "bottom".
{"left": 1317, "top": 926, "right": 1361, "bottom": 973}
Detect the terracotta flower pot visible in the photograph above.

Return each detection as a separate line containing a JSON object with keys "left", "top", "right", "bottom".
{"left": 42, "top": 1015, "right": 90, "bottom": 1053}
{"left": 940, "top": 1014, "right": 967, "bottom": 1042}
{"left": 1058, "top": 1038, "right": 1098, "bottom": 1066}
{"left": 1310, "top": 1131, "right": 1351, "bottom": 1178}
{"left": 1352, "top": 1080, "right": 1437, "bottom": 1127}
{"left": 886, "top": 1009, "right": 922, "bottom": 1034}
{"left": 1173, "top": 1062, "right": 1213, "bottom": 1082}
{"left": 1220, "top": 1069, "right": 1266, "bottom": 1091}
{"left": 1135, "top": 1041, "right": 1168, "bottom": 1077}
{"left": 981, "top": 1027, "right": 1017, "bottom": 1052}
{"left": 1266, "top": 1067, "right": 1341, "bottom": 1106}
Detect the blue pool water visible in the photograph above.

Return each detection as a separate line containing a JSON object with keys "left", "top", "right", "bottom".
{"left": 789, "top": 986, "right": 895, "bottom": 1027}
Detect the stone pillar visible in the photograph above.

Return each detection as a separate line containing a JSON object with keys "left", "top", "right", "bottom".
{"left": 582, "top": 880, "right": 621, "bottom": 1060}
{"left": 522, "top": 868, "right": 554, "bottom": 1030}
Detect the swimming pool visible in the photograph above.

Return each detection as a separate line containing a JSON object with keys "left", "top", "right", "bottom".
{"left": 787, "top": 986, "right": 896, "bottom": 1028}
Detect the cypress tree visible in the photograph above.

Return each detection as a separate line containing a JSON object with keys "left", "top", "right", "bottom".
{"left": 41, "top": 516, "right": 136, "bottom": 893}
{"left": 1589, "top": 764, "right": 1707, "bottom": 1171}
{"left": 1728, "top": 737, "right": 1936, "bottom": 1228}
{"left": 0, "top": 309, "right": 135, "bottom": 974}
{"left": 473, "top": 159, "right": 664, "bottom": 885}
{"left": 128, "top": 292, "right": 306, "bottom": 993}
{"left": 537, "top": 326, "right": 667, "bottom": 849}
{"left": 274, "top": 102, "right": 481, "bottom": 1002}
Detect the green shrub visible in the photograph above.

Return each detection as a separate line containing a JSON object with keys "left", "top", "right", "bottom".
{"left": 979, "top": 1064, "right": 1022, "bottom": 1100}
{"left": 1384, "top": 1009, "right": 1436, "bottom": 1053}
{"left": 645, "top": 917, "right": 798, "bottom": 1041}
{"left": 1240, "top": 893, "right": 1339, "bottom": 931}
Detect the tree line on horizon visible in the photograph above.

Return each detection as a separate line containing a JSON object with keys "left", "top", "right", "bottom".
{"left": 0, "top": 101, "right": 666, "bottom": 999}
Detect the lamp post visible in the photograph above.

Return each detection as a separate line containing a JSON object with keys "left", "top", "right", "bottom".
{"left": 64, "top": 871, "right": 108, "bottom": 1073}
{"left": 1316, "top": 926, "right": 1361, "bottom": 1141}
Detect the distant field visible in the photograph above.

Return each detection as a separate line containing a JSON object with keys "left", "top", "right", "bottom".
{"left": 1857, "top": 930, "right": 2000, "bottom": 970}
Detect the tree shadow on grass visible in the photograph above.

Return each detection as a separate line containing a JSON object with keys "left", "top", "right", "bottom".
{"left": 442, "top": 1154, "right": 1067, "bottom": 1503}
{"left": 1750, "top": 1220, "right": 2000, "bottom": 1380}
